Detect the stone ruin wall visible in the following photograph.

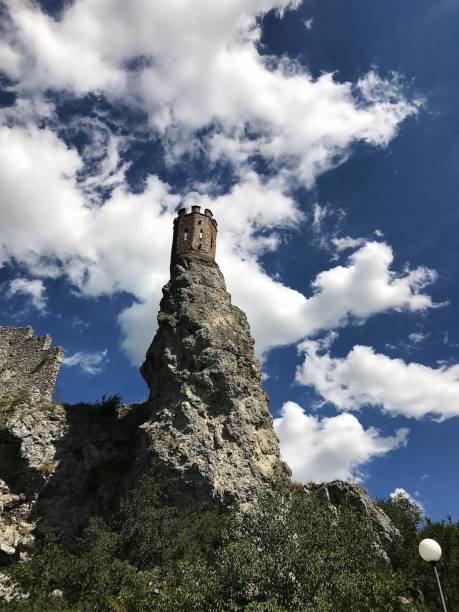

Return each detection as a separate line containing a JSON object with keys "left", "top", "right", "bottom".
{"left": 0, "top": 326, "right": 63, "bottom": 404}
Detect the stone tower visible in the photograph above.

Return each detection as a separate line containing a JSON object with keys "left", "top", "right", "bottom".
{"left": 171, "top": 205, "right": 217, "bottom": 268}
{"left": 140, "top": 209, "right": 289, "bottom": 506}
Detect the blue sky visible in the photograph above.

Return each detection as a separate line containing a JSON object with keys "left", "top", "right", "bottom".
{"left": 1, "top": 0, "right": 458, "bottom": 520}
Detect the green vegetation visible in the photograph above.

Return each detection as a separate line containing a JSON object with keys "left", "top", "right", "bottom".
{"left": 0, "top": 391, "right": 29, "bottom": 410}
{"left": 64, "top": 393, "right": 124, "bottom": 419}
{"left": 2, "top": 478, "right": 458, "bottom": 611}
{"left": 379, "top": 491, "right": 459, "bottom": 611}
{"left": 0, "top": 393, "right": 17, "bottom": 431}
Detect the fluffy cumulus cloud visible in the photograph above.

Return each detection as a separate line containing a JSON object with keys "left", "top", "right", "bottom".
{"left": 0, "top": 108, "right": 437, "bottom": 362}
{"left": 274, "top": 401, "right": 409, "bottom": 482}
{"left": 219, "top": 240, "right": 436, "bottom": 356}
{"left": 119, "top": 228, "right": 438, "bottom": 362}
{"left": 296, "top": 341, "right": 459, "bottom": 420}
{"left": 0, "top": 121, "right": 176, "bottom": 288}
{"left": 0, "top": 0, "right": 432, "bottom": 368}
{"left": 0, "top": 123, "right": 438, "bottom": 362}
{"left": 7, "top": 277, "right": 47, "bottom": 312}
{"left": 3, "top": 0, "right": 418, "bottom": 183}
{"left": 0, "top": 124, "right": 87, "bottom": 268}
{"left": 62, "top": 348, "right": 108, "bottom": 375}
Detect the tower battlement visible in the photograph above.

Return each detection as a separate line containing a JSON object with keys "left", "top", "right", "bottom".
{"left": 170, "top": 205, "right": 218, "bottom": 267}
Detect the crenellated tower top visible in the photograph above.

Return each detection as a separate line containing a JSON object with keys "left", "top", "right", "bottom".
{"left": 170, "top": 206, "right": 218, "bottom": 268}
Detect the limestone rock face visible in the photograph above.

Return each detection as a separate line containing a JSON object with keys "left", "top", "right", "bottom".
{"left": 0, "top": 479, "right": 34, "bottom": 558}
{"left": 306, "top": 480, "right": 401, "bottom": 562}
{"left": 0, "top": 327, "right": 66, "bottom": 559}
{"left": 1, "top": 397, "right": 144, "bottom": 555}
{"left": 140, "top": 255, "right": 288, "bottom": 505}
{"left": 0, "top": 326, "right": 143, "bottom": 556}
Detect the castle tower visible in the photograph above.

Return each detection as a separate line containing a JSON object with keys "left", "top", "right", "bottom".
{"left": 170, "top": 206, "right": 217, "bottom": 267}
{"left": 141, "top": 209, "right": 289, "bottom": 507}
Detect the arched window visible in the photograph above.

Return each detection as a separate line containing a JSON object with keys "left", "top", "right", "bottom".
{"left": 184, "top": 229, "right": 188, "bottom": 241}
{"left": 199, "top": 230, "right": 203, "bottom": 239}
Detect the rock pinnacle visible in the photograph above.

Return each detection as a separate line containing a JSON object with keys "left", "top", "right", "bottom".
{"left": 140, "top": 207, "right": 289, "bottom": 505}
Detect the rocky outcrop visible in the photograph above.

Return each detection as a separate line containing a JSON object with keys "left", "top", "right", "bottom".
{"left": 0, "top": 327, "right": 67, "bottom": 559}
{"left": 306, "top": 480, "right": 400, "bottom": 562}
{"left": 0, "top": 572, "right": 29, "bottom": 605}
{"left": 0, "top": 326, "right": 145, "bottom": 557}
{"left": 0, "top": 267, "right": 400, "bottom": 576}
{"left": 0, "top": 401, "right": 62, "bottom": 559}
{"left": 0, "top": 479, "right": 34, "bottom": 558}
{"left": 0, "top": 398, "right": 145, "bottom": 557}
{"left": 140, "top": 255, "right": 289, "bottom": 506}
{"left": 32, "top": 401, "right": 146, "bottom": 539}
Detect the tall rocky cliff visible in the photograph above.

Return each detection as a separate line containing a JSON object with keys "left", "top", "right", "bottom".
{"left": 140, "top": 254, "right": 289, "bottom": 505}
{"left": 0, "top": 208, "right": 400, "bottom": 576}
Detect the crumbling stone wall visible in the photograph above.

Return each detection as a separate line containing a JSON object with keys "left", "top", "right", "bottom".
{"left": 0, "top": 326, "right": 145, "bottom": 559}
{"left": 0, "top": 326, "right": 63, "bottom": 404}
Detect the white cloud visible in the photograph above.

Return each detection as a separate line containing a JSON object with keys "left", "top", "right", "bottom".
{"left": 296, "top": 341, "right": 459, "bottom": 420}
{"left": 71, "top": 317, "right": 90, "bottom": 332}
{"left": 118, "top": 297, "right": 160, "bottom": 366}
{"left": 220, "top": 240, "right": 437, "bottom": 356}
{"left": 0, "top": 121, "right": 438, "bottom": 364}
{"left": 7, "top": 277, "right": 47, "bottom": 312}
{"left": 0, "top": 124, "right": 88, "bottom": 267}
{"left": 303, "top": 18, "right": 314, "bottom": 30}
{"left": 62, "top": 348, "right": 108, "bottom": 375}
{"left": 310, "top": 203, "right": 346, "bottom": 250}
{"left": 274, "top": 401, "right": 408, "bottom": 482}
{"left": 408, "top": 331, "right": 428, "bottom": 344}
{"left": 0, "top": 122, "right": 177, "bottom": 295}
{"left": 0, "top": 40, "right": 22, "bottom": 79}
{"left": 306, "top": 242, "right": 437, "bottom": 322}
{"left": 332, "top": 235, "right": 366, "bottom": 252}
{"left": 0, "top": 2, "right": 430, "bottom": 366}
{"left": 3, "top": 0, "right": 418, "bottom": 183}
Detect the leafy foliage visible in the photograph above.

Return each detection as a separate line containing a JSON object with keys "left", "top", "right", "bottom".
{"left": 5, "top": 477, "right": 459, "bottom": 611}
{"left": 6, "top": 477, "right": 409, "bottom": 611}
{"left": 379, "top": 492, "right": 459, "bottom": 611}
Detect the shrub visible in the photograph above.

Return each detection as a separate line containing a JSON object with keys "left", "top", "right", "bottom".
{"left": 6, "top": 477, "right": 409, "bottom": 611}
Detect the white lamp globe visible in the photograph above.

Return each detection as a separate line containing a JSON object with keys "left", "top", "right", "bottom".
{"left": 419, "top": 538, "right": 442, "bottom": 563}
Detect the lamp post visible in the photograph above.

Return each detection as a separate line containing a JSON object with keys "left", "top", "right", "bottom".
{"left": 418, "top": 538, "right": 447, "bottom": 612}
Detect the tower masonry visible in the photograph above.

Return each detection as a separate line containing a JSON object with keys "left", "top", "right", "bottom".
{"left": 171, "top": 206, "right": 217, "bottom": 267}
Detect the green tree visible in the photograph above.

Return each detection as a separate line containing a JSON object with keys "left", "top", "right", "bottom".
{"left": 379, "top": 491, "right": 459, "bottom": 611}
{"left": 7, "top": 477, "right": 410, "bottom": 611}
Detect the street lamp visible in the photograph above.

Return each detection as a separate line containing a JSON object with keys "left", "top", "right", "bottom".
{"left": 418, "top": 538, "right": 447, "bottom": 612}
